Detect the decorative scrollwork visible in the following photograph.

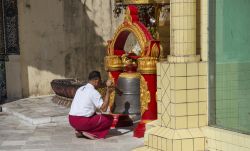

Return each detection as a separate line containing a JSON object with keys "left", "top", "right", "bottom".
{"left": 110, "top": 7, "right": 153, "bottom": 57}
{"left": 108, "top": 73, "right": 115, "bottom": 109}
{"left": 113, "top": 0, "right": 170, "bottom": 39}
{"left": 151, "top": 43, "right": 160, "bottom": 57}
{"left": 104, "top": 55, "right": 123, "bottom": 71}
{"left": 138, "top": 57, "right": 158, "bottom": 74}
{"left": 140, "top": 75, "right": 151, "bottom": 115}
{"left": 110, "top": 24, "right": 148, "bottom": 57}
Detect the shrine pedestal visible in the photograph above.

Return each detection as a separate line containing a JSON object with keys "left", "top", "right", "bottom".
{"left": 134, "top": 120, "right": 147, "bottom": 137}
{"left": 111, "top": 114, "right": 133, "bottom": 128}
{"left": 104, "top": 6, "right": 160, "bottom": 138}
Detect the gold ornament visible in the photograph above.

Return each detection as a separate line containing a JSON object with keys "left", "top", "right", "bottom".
{"left": 109, "top": 8, "right": 149, "bottom": 57}
{"left": 97, "top": 87, "right": 106, "bottom": 99}
{"left": 138, "top": 57, "right": 158, "bottom": 74}
{"left": 104, "top": 55, "right": 123, "bottom": 71}
{"left": 122, "top": 0, "right": 169, "bottom": 4}
{"left": 108, "top": 73, "right": 115, "bottom": 109}
{"left": 151, "top": 43, "right": 160, "bottom": 57}
{"left": 140, "top": 75, "right": 151, "bottom": 115}
{"left": 119, "top": 72, "right": 141, "bottom": 79}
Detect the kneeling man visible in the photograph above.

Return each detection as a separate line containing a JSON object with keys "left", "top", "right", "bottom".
{"left": 69, "top": 71, "right": 113, "bottom": 139}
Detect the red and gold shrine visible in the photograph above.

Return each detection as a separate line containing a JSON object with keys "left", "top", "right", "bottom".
{"left": 104, "top": 5, "right": 161, "bottom": 138}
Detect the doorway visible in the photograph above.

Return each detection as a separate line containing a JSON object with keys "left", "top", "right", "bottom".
{"left": 0, "top": 0, "right": 19, "bottom": 103}
{"left": 0, "top": 61, "right": 6, "bottom": 103}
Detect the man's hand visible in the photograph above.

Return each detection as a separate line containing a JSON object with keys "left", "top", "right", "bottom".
{"left": 106, "top": 80, "right": 113, "bottom": 87}
{"left": 106, "top": 80, "right": 114, "bottom": 94}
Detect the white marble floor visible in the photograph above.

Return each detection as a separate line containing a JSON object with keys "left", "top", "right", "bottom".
{"left": 0, "top": 96, "right": 144, "bottom": 151}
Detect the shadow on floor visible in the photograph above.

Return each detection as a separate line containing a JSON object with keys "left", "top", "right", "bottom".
{"left": 106, "top": 121, "right": 140, "bottom": 138}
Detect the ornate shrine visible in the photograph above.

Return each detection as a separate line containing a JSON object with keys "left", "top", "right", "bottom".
{"left": 105, "top": 5, "right": 162, "bottom": 138}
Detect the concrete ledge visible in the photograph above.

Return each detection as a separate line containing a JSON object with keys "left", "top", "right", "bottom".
{"left": 202, "top": 126, "right": 250, "bottom": 151}
{"left": 2, "top": 96, "right": 69, "bottom": 125}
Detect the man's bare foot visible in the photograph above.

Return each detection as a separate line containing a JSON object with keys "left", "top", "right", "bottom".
{"left": 75, "top": 131, "right": 86, "bottom": 138}
{"left": 75, "top": 131, "right": 97, "bottom": 140}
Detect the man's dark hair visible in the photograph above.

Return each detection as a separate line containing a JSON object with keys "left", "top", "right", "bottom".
{"left": 88, "top": 71, "right": 101, "bottom": 81}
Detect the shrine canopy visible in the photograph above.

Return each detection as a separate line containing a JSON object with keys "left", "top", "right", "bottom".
{"left": 107, "top": 5, "right": 160, "bottom": 58}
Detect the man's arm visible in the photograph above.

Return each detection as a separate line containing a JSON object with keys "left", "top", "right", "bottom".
{"left": 100, "top": 80, "right": 113, "bottom": 112}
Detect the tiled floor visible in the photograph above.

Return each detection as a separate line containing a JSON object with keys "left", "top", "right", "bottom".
{"left": 0, "top": 96, "right": 144, "bottom": 151}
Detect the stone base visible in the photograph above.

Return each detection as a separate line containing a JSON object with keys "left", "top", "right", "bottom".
{"left": 135, "top": 126, "right": 206, "bottom": 151}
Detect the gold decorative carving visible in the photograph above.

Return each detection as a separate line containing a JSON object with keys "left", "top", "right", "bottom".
{"left": 110, "top": 7, "right": 150, "bottom": 57}
{"left": 123, "top": 0, "right": 154, "bottom": 4}
{"left": 122, "top": 0, "right": 169, "bottom": 4}
{"left": 159, "top": 44, "right": 168, "bottom": 61}
{"left": 124, "top": 7, "right": 132, "bottom": 22}
{"left": 140, "top": 75, "right": 151, "bottom": 115}
{"left": 151, "top": 43, "right": 160, "bottom": 57}
{"left": 119, "top": 72, "right": 141, "bottom": 79}
{"left": 106, "top": 40, "right": 112, "bottom": 56}
{"left": 110, "top": 23, "right": 148, "bottom": 57}
{"left": 138, "top": 57, "right": 158, "bottom": 74}
{"left": 97, "top": 87, "right": 106, "bottom": 99}
{"left": 104, "top": 55, "right": 123, "bottom": 71}
{"left": 121, "top": 54, "right": 138, "bottom": 67}
{"left": 108, "top": 73, "right": 115, "bottom": 109}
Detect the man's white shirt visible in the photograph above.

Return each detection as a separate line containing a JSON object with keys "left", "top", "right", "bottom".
{"left": 69, "top": 83, "right": 104, "bottom": 117}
